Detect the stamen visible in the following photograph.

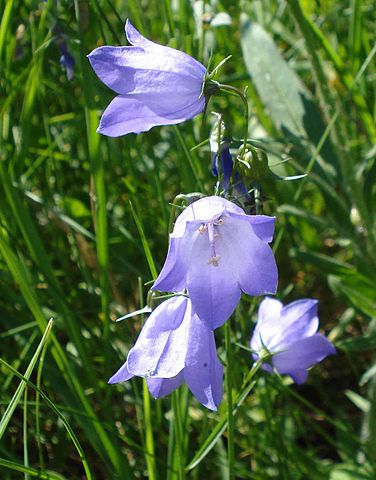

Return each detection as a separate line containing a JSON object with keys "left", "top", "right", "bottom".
{"left": 198, "top": 215, "right": 225, "bottom": 266}
{"left": 208, "top": 255, "right": 221, "bottom": 266}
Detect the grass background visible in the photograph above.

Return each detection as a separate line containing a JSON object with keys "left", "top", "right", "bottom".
{"left": 1, "top": 0, "right": 376, "bottom": 478}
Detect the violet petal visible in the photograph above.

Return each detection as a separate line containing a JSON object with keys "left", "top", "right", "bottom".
{"left": 127, "top": 296, "right": 190, "bottom": 378}
{"left": 187, "top": 226, "right": 241, "bottom": 329}
{"left": 108, "top": 361, "right": 134, "bottom": 384}
{"left": 184, "top": 316, "right": 223, "bottom": 411}
{"left": 272, "top": 334, "right": 336, "bottom": 384}
{"left": 97, "top": 95, "right": 205, "bottom": 137}
{"left": 147, "top": 372, "right": 184, "bottom": 398}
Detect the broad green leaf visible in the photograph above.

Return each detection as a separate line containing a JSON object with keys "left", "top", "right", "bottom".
{"left": 240, "top": 15, "right": 339, "bottom": 181}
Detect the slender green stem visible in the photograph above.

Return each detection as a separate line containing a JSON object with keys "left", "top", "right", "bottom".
{"left": 143, "top": 380, "right": 158, "bottom": 480}
{"left": 225, "top": 321, "right": 235, "bottom": 479}
{"left": 36, "top": 337, "right": 49, "bottom": 470}
{"left": 23, "top": 388, "right": 29, "bottom": 480}
{"left": 218, "top": 84, "right": 249, "bottom": 151}
{"left": 172, "top": 391, "right": 185, "bottom": 480}
{"left": 253, "top": 182, "right": 261, "bottom": 214}
{"left": 139, "top": 278, "right": 158, "bottom": 480}
{"left": 173, "top": 126, "right": 205, "bottom": 192}
{"left": 186, "top": 359, "right": 264, "bottom": 471}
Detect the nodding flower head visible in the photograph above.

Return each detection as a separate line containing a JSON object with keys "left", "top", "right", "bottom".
{"left": 153, "top": 196, "right": 278, "bottom": 329}
{"left": 250, "top": 297, "right": 336, "bottom": 384}
{"left": 109, "top": 296, "right": 223, "bottom": 411}
{"left": 88, "top": 19, "right": 206, "bottom": 137}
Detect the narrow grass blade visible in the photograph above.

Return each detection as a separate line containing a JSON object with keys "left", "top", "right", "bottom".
{"left": 0, "top": 359, "right": 93, "bottom": 480}
{"left": 0, "top": 228, "right": 132, "bottom": 476}
{"left": 0, "top": 320, "right": 53, "bottom": 440}
{"left": 186, "top": 361, "right": 263, "bottom": 471}
{"left": 0, "top": 458, "right": 66, "bottom": 480}
{"left": 23, "top": 387, "right": 29, "bottom": 480}
{"left": 130, "top": 201, "right": 158, "bottom": 279}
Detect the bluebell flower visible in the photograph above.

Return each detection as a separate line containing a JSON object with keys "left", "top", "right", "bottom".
{"left": 60, "top": 45, "right": 75, "bottom": 81}
{"left": 211, "top": 144, "right": 233, "bottom": 191}
{"left": 209, "top": 116, "right": 233, "bottom": 190}
{"left": 53, "top": 22, "right": 75, "bottom": 81}
{"left": 250, "top": 297, "right": 336, "bottom": 384}
{"left": 88, "top": 19, "right": 206, "bottom": 137}
{"left": 153, "top": 196, "right": 278, "bottom": 329}
{"left": 109, "top": 295, "right": 223, "bottom": 411}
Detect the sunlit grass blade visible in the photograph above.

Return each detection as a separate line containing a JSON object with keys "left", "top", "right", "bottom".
{"left": 0, "top": 358, "right": 94, "bottom": 480}
{"left": 130, "top": 201, "right": 158, "bottom": 279}
{"left": 0, "top": 0, "right": 15, "bottom": 62}
{"left": 23, "top": 387, "right": 29, "bottom": 480}
{"left": 0, "top": 226, "right": 132, "bottom": 477}
{"left": 0, "top": 458, "right": 67, "bottom": 480}
{"left": 0, "top": 320, "right": 53, "bottom": 440}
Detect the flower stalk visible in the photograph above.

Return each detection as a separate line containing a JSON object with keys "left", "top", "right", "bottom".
{"left": 218, "top": 83, "right": 249, "bottom": 152}
{"left": 225, "top": 320, "right": 235, "bottom": 479}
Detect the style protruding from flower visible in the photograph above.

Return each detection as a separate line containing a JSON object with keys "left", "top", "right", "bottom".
{"left": 250, "top": 297, "right": 336, "bottom": 384}
{"left": 153, "top": 196, "right": 278, "bottom": 329}
{"left": 109, "top": 296, "right": 223, "bottom": 411}
{"left": 88, "top": 19, "right": 206, "bottom": 137}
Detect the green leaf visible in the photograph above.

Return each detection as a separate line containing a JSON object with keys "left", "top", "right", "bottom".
{"left": 328, "top": 274, "right": 376, "bottom": 318}
{"left": 240, "top": 16, "right": 339, "bottom": 181}
{"left": 290, "top": 249, "right": 354, "bottom": 276}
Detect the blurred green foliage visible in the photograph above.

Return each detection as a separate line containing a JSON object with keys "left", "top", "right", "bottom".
{"left": 0, "top": 0, "right": 375, "bottom": 478}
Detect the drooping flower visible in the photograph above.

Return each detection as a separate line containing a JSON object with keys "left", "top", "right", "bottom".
{"left": 210, "top": 115, "right": 233, "bottom": 191}
{"left": 60, "top": 46, "right": 75, "bottom": 81}
{"left": 153, "top": 196, "right": 278, "bottom": 329}
{"left": 211, "top": 143, "right": 251, "bottom": 203}
{"left": 211, "top": 144, "right": 233, "bottom": 191}
{"left": 53, "top": 22, "right": 75, "bottom": 81}
{"left": 109, "top": 295, "right": 223, "bottom": 411}
{"left": 250, "top": 297, "right": 336, "bottom": 384}
{"left": 87, "top": 19, "right": 206, "bottom": 137}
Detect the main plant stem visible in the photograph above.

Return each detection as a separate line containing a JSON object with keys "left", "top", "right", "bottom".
{"left": 225, "top": 321, "right": 235, "bottom": 479}
{"left": 219, "top": 84, "right": 249, "bottom": 152}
